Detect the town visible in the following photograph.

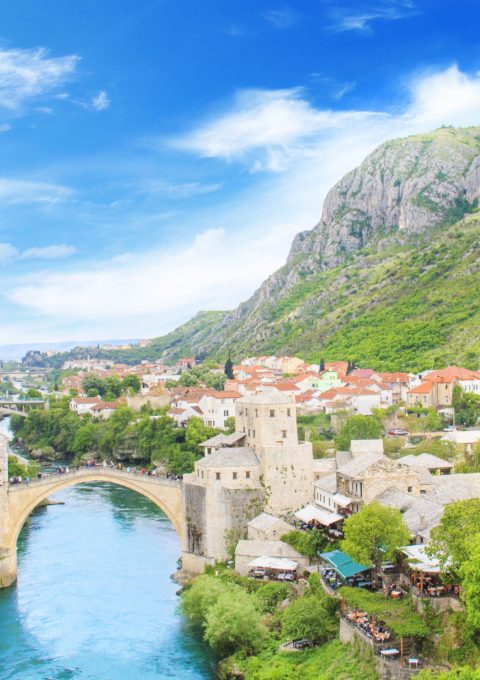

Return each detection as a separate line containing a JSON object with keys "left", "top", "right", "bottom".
{"left": 2, "top": 353, "right": 480, "bottom": 676}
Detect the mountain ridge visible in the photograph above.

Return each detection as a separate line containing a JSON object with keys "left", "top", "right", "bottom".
{"left": 24, "top": 125, "right": 480, "bottom": 371}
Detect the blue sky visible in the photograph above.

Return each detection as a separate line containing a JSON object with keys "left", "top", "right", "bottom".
{"left": 0, "top": 0, "right": 480, "bottom": 345}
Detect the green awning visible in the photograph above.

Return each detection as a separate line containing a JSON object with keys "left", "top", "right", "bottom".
{"left": 320, "top": 549, "right": 370, "bottom": 579}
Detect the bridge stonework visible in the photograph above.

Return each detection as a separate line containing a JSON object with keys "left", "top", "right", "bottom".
{"left": 0, "top": 435, "right": 218, "bottom": 587}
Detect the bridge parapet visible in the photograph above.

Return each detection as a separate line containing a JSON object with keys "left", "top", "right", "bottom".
{"left": 7, "top": 467, "right": 182, "bottom": 492}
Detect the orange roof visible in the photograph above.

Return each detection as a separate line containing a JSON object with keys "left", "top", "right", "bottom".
{"left": 408, "top": 382, "right": 434, "bottom": 394}
{"left": 378, "top": 372, "right": 411, "bottom": 383}
{"left": 424, "top": 366, "right": 480, "bottom": 383}
{"left": 273, "top": 382, "right": 300, "bottom": 391}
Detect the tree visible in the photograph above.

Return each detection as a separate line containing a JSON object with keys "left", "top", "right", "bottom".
{"left": 429, "top": 499, "right": 480, "bottom": 583}
{"left": 224, "top": 356, "right": 234, "bottom": 380}
{"left": 335, "top": 415, "right": 382, "bottom": 450}
{"left": 122, "top": 374, "right": 141, "bottom": 394}
{"left": 342, "top": 502, "right": 410, "bottom": 586}
{"left": 254, "top": 582, "right": 291, "bottom": 614}
{"left": 204, "top": 589, "right": 266, "bottom": 657}
{"left": 460, "top": 533, "right": 480, "bottom": 630}
{"left": 180, "top": 574, "right": 230, "bottom": 625}
{"left": 281, "top": 596, "right": 333, "bottom": 645}
{"left": 185, "top": 417, "right": 220, "bottom": 453}
{"left": 319, "top": 358, "right": 325, "bottom": 372}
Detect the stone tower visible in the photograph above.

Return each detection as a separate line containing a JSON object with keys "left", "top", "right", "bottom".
{"left": 235, "top": 392, "right": 313, "bottom": 515}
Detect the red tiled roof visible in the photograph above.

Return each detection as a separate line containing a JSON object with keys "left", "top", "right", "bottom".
{"left": 408, "top": 382, "right": 434, "bottom": 394}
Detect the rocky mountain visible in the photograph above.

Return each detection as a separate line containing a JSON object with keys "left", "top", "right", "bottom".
{"left": 40, "top": 126, "right": 480, "bottom": 372}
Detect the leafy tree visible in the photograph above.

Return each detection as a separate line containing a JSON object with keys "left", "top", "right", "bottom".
{"left": 342, "top": 502, "right": 410, "bottom": 585}
{"left": 73, "top": 423, "right": 96, "bottom": 454}
{"left": 185, "top": 417, "right": 220, "bottom": 453}
{"left": 180, "top": 574, "right": 231, "bottom": 625}
{"left": 224, "top": 416, "right": 236, "bottom": 433}
{"left": 24, "top": 387, "right": 43, "bottom": 398}
{"left": 122, "top": 374, "right": 141, "bottom": 394}
{"left": 459, "top": 534, "right": 480, "bottom": 630}
{"left": 204, "top": 588, "right": 265, "bottom": 657}
{"left": 335, "top": 415, "right": 382, "bottom": 450}
{"left": 7, "top": 456, "right": 39, "bottom": 478}
{"left": 83, "top": 374, "right": 105, "bottom": 397}
{"left": 254, "top": 582, "right": 290, "bottom": 613}
{"left": 281, "top": 529, "right": 327, "bottom": 559}
{"left": 224, "top": 357, "right": 234, "bottom": 380}
{"left": 429, "top": 499, "right": 480, "bottom": 583}
{"left": 281, "top": 596, "right": 333, "bottom": 645}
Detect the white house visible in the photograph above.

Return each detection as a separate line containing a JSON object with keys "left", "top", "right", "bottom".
{"left": 69, "top": 397, "right": 100, "bottom": 415}
{"left": 198, "top": 391, "right": 241, "bottom": 429}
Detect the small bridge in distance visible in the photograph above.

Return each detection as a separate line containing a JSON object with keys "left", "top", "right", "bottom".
{"left": 0, "top": 398, "right": 46, "bottom": 418}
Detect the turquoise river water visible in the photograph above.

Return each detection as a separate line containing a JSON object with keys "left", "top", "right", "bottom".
{"left": 0, "top": 465, "right": 215, "bottom": 679}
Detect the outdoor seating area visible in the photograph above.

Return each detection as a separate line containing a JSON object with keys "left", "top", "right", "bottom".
{"left": 346, "top": 609, "right": 393, "bottom": 643}
{"left": 294, "top": 505, "right": 344, "bottom": 539}
{"left": 248, "top": 556, "right": 298, "bottom": 581}
{"left": 400, "top": 546, "right": 459, "bottom": 599}
{"left": 320, "top": 550, "right": 371, "bottom": 591}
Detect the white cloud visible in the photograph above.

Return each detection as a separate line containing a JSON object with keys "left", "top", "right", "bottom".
{"left": 141, "top": 180, "right": 222, "bottom": 199}
{"left": 171, "top": 87, "right": 370, "bottom": 170}
{"left": 91, "top": 90, "right": 110, "bottom": 111}
{"left": 0, "top": 178, "right": 72, "bottom": 205}
{"left": 0, "top": 47, "right": 79, "bottom": 109}
{"left": 263, "top": 8, "right": 300, "bottom": 29}
{"left": 20, "top": 244, "right": 77, "bottom": 260}
{"left": 5, "top": 65, "right": 480, "bottom": 341}
{"left": 329, "top": 1, "right": 417, "bottom": 33}
{"left": 0, "top": 243, "right": 18, "bottom": 262}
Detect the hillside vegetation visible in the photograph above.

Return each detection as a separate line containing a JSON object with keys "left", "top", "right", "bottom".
{"left": 28, "top": 126, "right": 480, "bottom": 371}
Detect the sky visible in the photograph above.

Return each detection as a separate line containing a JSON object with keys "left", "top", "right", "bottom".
{"left": 0, "top": 0, "right": 480, "bottom": 346}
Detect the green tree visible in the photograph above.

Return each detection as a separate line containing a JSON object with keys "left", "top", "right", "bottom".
{"left": 83, "top": 375, "right": 105, "bottom": 397}
{"left": 319, "top": 358, "right": 325, "bottom": 372}
{"left": 254, "top": 582, "right": 290, "bottom": 614}
{"left": 73, "top": 422, "right": 96, "bottom": 454}
{"left": 122, "top": 374, "right": 141, "bottom": 394}
{"left": 281, "top": 596, "right": 333, "bottom": 645}
{"left": 180, "top": 574, "right": 230, "bottom": 625}
{"left": 224, "top": 357, "right": 234, "bottom": 380}
{"left": 429, "top": 499, "right": 480, "bottom": 583}
{"left": 460, "top": 533, "right": 480, "bottom": 630}
{"left": 342, "top": 502, "right": 410, "bottom": 585}
{"left": 185, "top": 417, "right": 220, "bottom": 453}
{"left": 204, "top": 589, "right": 266, "bottom": 657}
{"left": 335, "top": 415, "right": 382, "bottom": 450}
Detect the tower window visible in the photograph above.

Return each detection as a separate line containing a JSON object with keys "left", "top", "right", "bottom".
{"left": 255, "top": 409, "right": 258, "bottom": 417}
{"left": 233, "top": 472, "right": 237, "bottom": 480}
{"left": 287, "top": 408, "right": 291, "bottom": 416}
{"left": 270, "top": 409, "right": 275, "bottom": 418}
{"left": 246, "top": 471, "right": 250, "bottom": 479}
{"left": 282, "top": 430, "right": 287, "bottom": 438}
{"left": 216, "top": 472, "right": 220, "bottom": 480}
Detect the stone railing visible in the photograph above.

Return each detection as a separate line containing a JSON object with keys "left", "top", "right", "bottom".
{"left": 8, "top": 466, "right": 182, "bottom": 491}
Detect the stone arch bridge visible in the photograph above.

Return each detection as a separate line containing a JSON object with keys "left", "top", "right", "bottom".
{"left": 0, "top": 441, "right": 190, "bottom": 588}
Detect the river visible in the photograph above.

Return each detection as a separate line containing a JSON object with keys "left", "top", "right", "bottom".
{"left": 0, "top": 419, "right": 214, "bottom": 680}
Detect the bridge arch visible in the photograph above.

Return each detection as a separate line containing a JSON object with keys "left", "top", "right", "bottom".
{"left": 2, "top": 470, "right": 185, "bottom": 587}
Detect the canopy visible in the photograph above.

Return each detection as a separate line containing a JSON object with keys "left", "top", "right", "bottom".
{"left": 249, "top": 556, "right": 298, "bottom": 571}
{"left": 333, "top": 493, "right": 352, "bottom": 507}
{"left": 400, "top": 545, "right": 441, "bottom": 574}
{"left": 295, "top": 504, "right": 343, "bottom": 526}
{"left": 320, "top": 549, "right": 370, "bottom": 579}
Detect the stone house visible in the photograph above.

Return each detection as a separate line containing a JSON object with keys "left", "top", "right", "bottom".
{"left": 235, "top": 539, "right": 310, "bottom": 577}
{"left": 247, "top": 513, "right": 293, "bottom": 541}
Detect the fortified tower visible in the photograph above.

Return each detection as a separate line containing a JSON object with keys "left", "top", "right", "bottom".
{"left": 235, "top": 392, "right": 313, "bottom": 515}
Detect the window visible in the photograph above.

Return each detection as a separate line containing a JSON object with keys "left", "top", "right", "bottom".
{"left": 270, "top": 409, "right": 275, "bottom": 418}
{"left": 407, "top": 486, "right": 413, "bottom": 493}
{"left": 287, "top": 408, "right": 291, "bottom": 417}
{"left": 216, "top": 472, "right": 220, "bottom": 480}
{"left": 233, "top": 472, "right": 237, "bottom": 480}
{"left": 246, "top": 470, "right": 250, "bottom": 479}
{"left": 252, "top": 430, "right": 256, "bottom": 438}
{"left": 282, "top": 430, "right": 287, "bottom": 438}
{"left": 224, "top": 410, "right": 229, "bottom": 416}
{"left": 201, "top": 471, "right": 204, "bottom": 479}
{"left": 245, "top": 408, "right": 248, "bottom": 416}
{"left": 255, "top": 409, "right": 258, "bottom": 417}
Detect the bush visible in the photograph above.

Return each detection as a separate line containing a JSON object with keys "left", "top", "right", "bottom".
{"left": 281, "top": 529, "right": 328, "bottom": 559}
{"left": 204, "top": 589, "right": 266, "bottom": 658}
{"left": 281, "top": 596, "right": 333, "bottom": 645}
{"left": 255, "top": 582, "right": 291, "bottom": 614}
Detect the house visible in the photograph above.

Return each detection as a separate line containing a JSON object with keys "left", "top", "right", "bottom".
{"left": 247, "top": 513, "right": 293, "bottom": 541}
{"left": 407, "top": 382, "right": 435, "bottom": 408}
{"left": 278, "top": 356, "right": 307, "bottom": 374}
{"left": 69, "top": 397, "right": 100, "bottom": 415}
{"left": 177, "top": 358, "right": 196, "bottom": 370}
{"left": 235, "top": 539, "right": 310, "bottom": 577}
{"left": 198, "top": 391, "right": 242, "bottom": 428}
{"left": 62, "top": 375, "right": 84, "bottom": 394}
{"left": 399, "top": 453, "right": 453, "bottom": 475}
{"left": 294, "top": 370, "right": 344, "bottom": 393}
{"left": 378, "top": 372, "right": 412, "bottom": 403}
{"left": 442, "top": 430, "right": 480, "bottom": 456}
{"left": 91, "top": 401, "right": 121, "bottom": 419}
{"left": 417, "top": 366, "right": 480, "bottom": 408}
